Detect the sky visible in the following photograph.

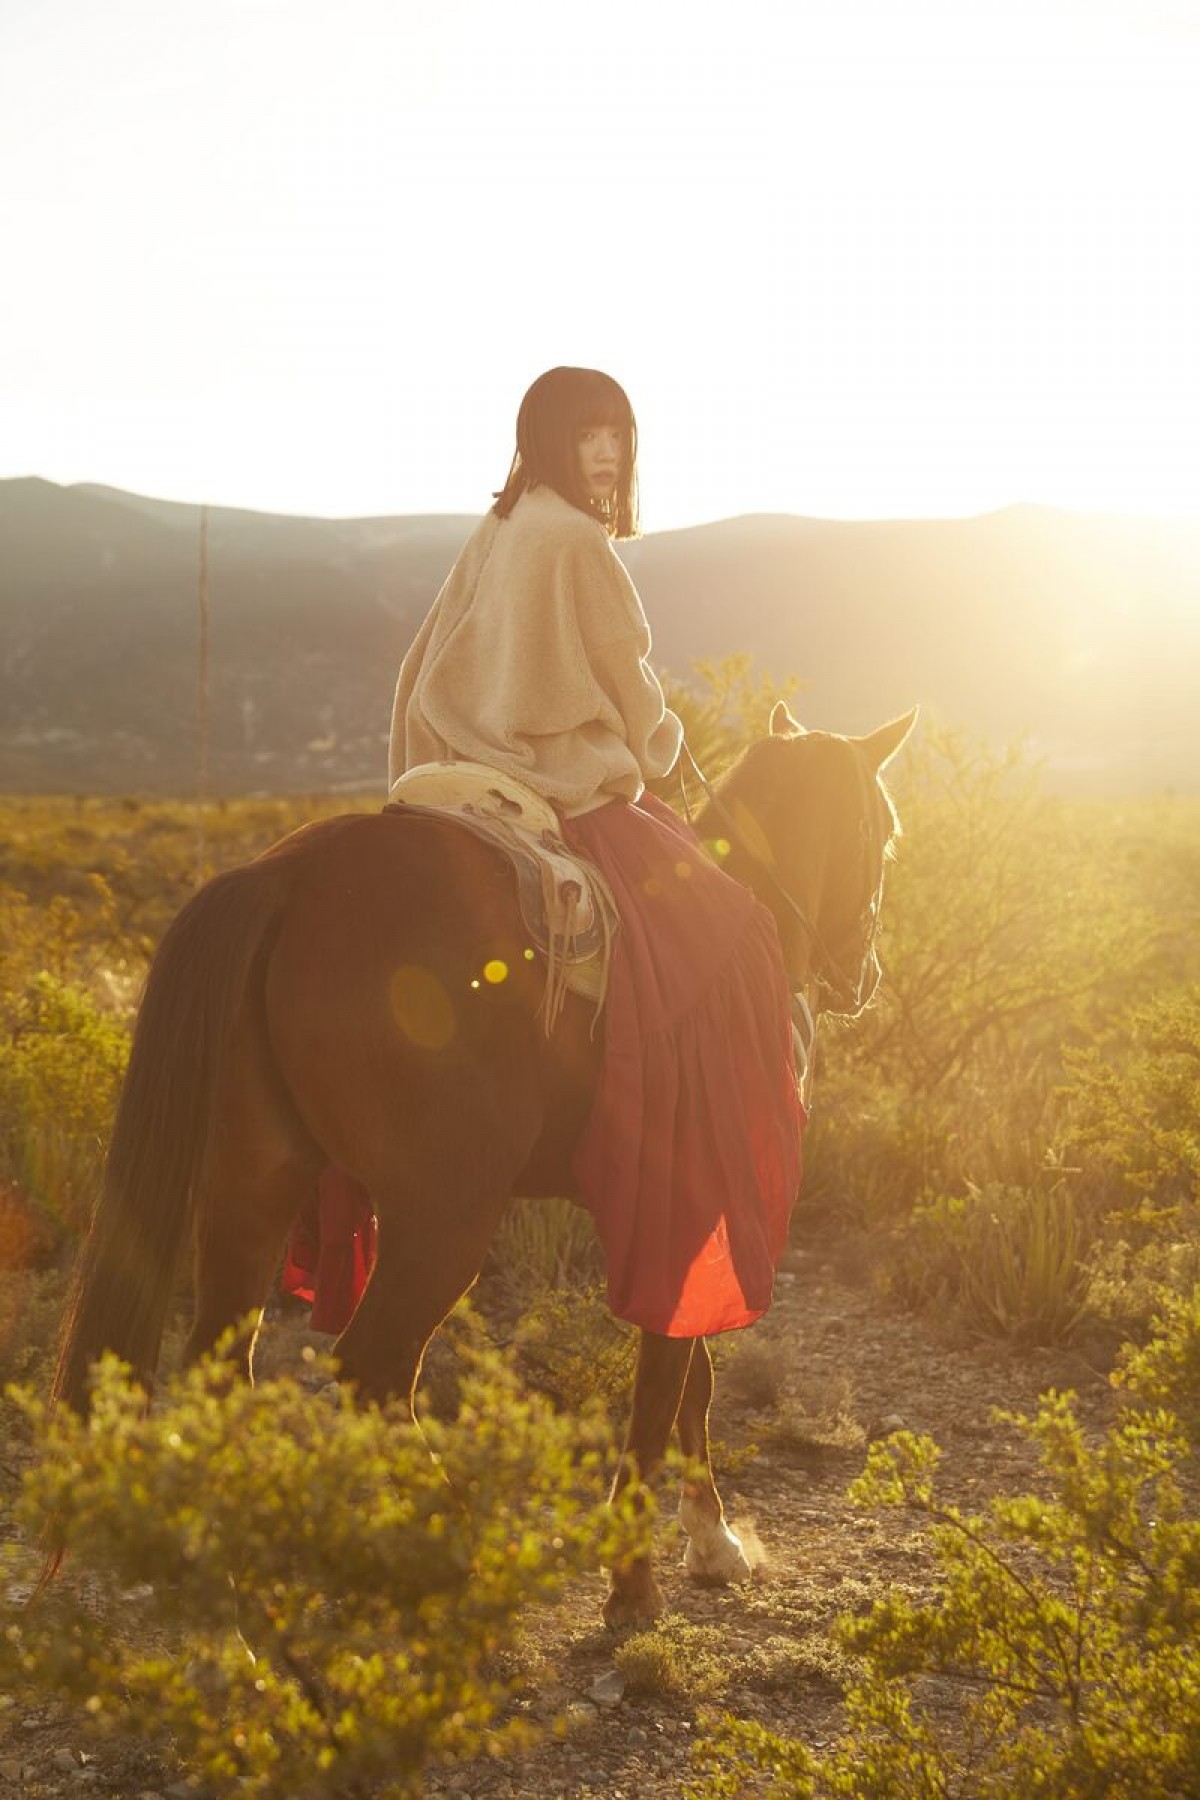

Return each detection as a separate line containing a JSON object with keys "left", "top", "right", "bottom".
{"left": 1, "top": 0, "right": 1198, "bottom": 532}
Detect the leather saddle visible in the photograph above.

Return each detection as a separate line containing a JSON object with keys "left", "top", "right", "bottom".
{"left": 385, "top": 760, "right": 619, "bottom": 1029}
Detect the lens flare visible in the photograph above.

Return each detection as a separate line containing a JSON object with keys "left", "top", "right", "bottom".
{"left": 389, "top": 964, "right": 455, "bottom": 1049}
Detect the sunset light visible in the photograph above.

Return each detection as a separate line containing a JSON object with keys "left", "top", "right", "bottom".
{"left": 2, "top": 0, "right": 1197, "bottom": 530}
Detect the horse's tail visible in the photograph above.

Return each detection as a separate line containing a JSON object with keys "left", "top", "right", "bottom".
{"left": 52, "top": 858, "right": 292, "bottom": 1418}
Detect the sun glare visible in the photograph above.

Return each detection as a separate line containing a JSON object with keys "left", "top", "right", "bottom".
{"left": 0, "top": 0, "right": 1196, "bottom": 529}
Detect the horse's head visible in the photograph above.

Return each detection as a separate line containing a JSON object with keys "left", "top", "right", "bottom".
{"left": 696, "top": 704, "right": 917, "bottom": 1020}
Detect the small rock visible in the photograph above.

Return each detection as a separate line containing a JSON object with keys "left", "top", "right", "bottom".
{"left": 563, "top": 1701, "right": 598, "bottom": 1728}
{"left": 54, "top": 1749, "right": 82, "bottom": 1773}
{"left": 588, "top": 1668, "right": 625, "bottom": 1708}
{"left": 0, "top": 1758, "right": 26, "bottom": 1782}
{"left": 867, "top": 1413, "right": 909, "bottom": 1440}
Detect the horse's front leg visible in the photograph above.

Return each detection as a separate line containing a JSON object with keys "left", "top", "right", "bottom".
{"left": 603, "top": 1331, "right": 695, "bottom": 1630}
{"left": 676, "top": 1338, "right": 753, "bottom": 1586}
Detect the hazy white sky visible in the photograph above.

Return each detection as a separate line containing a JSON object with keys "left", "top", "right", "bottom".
{"left": 1, "top": 0, "right": 1197, "bottom": 530}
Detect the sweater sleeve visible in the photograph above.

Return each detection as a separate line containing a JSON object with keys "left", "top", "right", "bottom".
{"left": 580, "top": 538, "right": 684, "bottom": 782}
{"left": 590, "top": 632, "right": 683, "bottom": 781}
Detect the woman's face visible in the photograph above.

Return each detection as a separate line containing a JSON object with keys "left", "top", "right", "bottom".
{"left": 576, "top": 423, "right": 623, "bottom": 503}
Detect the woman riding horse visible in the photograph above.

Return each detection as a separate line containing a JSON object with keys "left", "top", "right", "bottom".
{"left": 53, "top": 367, "right": 914, "bottom": 1625}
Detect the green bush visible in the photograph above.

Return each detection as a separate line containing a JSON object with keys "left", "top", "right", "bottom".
{"left": 693, "top": 1297, "right": 1200, "bottom": 1799}
{"left": 888, "top": 1181, "right": 1091, "bottom": 1345}
{"left": 1114, "top": 1280, "right": 1200, "bottom": 1441}
{"left": 1064, "top": 985, "right": 1200, "bottom": 1222}
{"left": 614, "top": 1614, "right": 730, "bottom": 1700}
{"left": 0, "top": 972, "right": 130, "bottom": 1252}
{"left": 1, "top": 1339, "right": 650, "bottom": 1798}
{"left": 512, "top": 1282, "right": 637, "bottom": 1422}
{"left": 804, "top": 729, "right": 1160, "bottom": 1234}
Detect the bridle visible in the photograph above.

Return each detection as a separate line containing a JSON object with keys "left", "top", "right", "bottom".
{"left": 681, "top": 738, "right": 888, "bottom": 1090}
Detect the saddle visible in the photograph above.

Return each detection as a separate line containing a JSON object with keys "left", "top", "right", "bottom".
{"left": 385, "top": 760, "right": 619, "bottom": 1032}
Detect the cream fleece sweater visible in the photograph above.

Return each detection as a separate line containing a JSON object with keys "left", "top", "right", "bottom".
{"left": 388, "top": 484, "right": 683, "bottom": 815}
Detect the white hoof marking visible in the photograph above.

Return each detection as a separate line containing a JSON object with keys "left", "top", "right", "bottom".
{"left": 683, "top": 1519, "right": 753, "bottom": 1585}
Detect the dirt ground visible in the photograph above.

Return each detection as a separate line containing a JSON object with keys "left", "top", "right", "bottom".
{"left": 0, "top": 1245, "right": 1117, "bottom": 1799}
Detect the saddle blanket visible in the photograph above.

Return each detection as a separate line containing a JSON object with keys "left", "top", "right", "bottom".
{"left": 386, "top": 760, "right": 620, "bottom": 1029}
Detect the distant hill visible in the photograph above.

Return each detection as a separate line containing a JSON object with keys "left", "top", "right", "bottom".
{"left": 1, "top": 477, "right": 1196, "bottom": 794}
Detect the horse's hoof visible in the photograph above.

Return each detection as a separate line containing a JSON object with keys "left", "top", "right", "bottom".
{"left": 683, "top": 1521, "right": 752, "bottom": 1586}
{"left": 602, "top": 1571, "right": 665, "bottom": 1632}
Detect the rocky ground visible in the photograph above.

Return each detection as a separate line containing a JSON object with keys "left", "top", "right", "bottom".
{"left": 0, "top": 1247, "right": 1117, "bottom": 1799}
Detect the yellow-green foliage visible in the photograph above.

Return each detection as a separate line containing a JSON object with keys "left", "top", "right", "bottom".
{"left": 804, "top": 728, "right": 1164, "bottom": 1230}
{"left": 1114, "top": 1281, "right": 1200, "bottom": 1441}
{"left": 513, "top": 1282, "right": 637, "bottom": 1421}
{"left": 0, "top": 794, "right": 370, "bottom": 1267}
{"left": 693, "top": 1296, "right": 1200, "bottom": 1799}
{"left": 615, "top": 1615, "right": 731, "bottom": 1700}
{"left": 0, "top": 793, "right": 374, "bottom": 948}
{"left": 0, "top": 973, "right": 130, "bottom": 1253}
{"left": 1064, "top": 985, "right": 1200, "bottom": 1219}
{"left": 889, "top": 1181, "right": 1091, "bottom": 1346}
{"left": 1, "top": 1340, "right": 650, "bottom": 1799}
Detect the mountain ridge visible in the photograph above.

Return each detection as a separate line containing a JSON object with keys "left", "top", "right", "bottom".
{"left": 2, "top": 478, "right": 1195, "bottom": 795}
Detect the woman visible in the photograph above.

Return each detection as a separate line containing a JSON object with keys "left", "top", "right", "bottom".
{"left": 388, "top": 367, "right": 804, "bottom": 1338}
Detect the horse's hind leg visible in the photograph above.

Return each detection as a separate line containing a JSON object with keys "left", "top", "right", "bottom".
{"left": 603, "top": 1331, "right": 696, "bottom": 1631}
{"left": 184, "top": 1007, "right": 320, "bottom": 1379}
{"left": 676, "top": 1340, "right": 753, "bottom": 1585}
{"left": 331, "top": 1178, "right": 510, "bottom": 1410}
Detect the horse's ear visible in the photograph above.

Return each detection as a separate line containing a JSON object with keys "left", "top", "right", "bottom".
{"left": 855, "top": 707, "right": 919, "bottom": 772}
{"left": 769, "top": 701, "right": 806, "bottom": 739}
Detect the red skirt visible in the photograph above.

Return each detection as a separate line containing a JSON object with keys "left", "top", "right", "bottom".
{"left": 281, "top": 794, "right": 804, "bottom": 1338}
{"left": 563, "top": 793, "right": 804, "bottom": 1336}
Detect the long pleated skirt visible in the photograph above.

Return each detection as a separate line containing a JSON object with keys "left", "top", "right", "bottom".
{"left": 281, "top": 792, "right": 804, "bottom": 1338}
{"left": 562, "top": 793, "right": 804, "bottom": 1337}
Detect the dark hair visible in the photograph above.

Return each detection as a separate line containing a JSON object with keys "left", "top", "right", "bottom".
{"left": 492, "top": 366, "right": 640, "bottom": 539}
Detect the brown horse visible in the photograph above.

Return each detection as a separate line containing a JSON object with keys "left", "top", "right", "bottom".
{"left": 54, "top": 702, "right": 914, "bottom": 1626}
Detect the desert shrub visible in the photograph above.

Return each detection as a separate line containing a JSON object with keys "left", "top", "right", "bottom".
{"left": 0, "top": 1268, "right": 68, "bottom": 1396}
{"left": 1083, "top": 1234, "right": 1200, "bottom": 1343}
{"left": 0, "top": 794, "right": 375, "bottom": 951}
{"left": 512, "top": 1282, "right": 637, "bottom": 1422}
{"left": 1113, "top": 1280, "right": 1200, "bottom": 1441}
{"left": 887, "top": 1181, "right": 1092, "bottom": 1346}
{"left": 693, "top": 1297, "right": 1200, "bottom": 1799}
{"left": 1, "top": 1339, "right": 649, "bottom": 1799}
{"left": 492, "top": 1195, "right": 604, "bottom": 1296}
{"left": 0, "top": 973, "right": 130, "bottom": 1252}
{"left": 615, "top": 1614, "right": 730, "bottom": 1700}
{"left": 716, "top": 1331, "right": 789, "bottom": 1413}
{"left": 1063, "top": 985, "right": 1200, "bottom": 1221}
{"left": 736, "top": 1632, "right": 855, "bottom": 1695}
{"left": 803, "top": 729, "right": 1160, "bottom": 1234}
{"left": 765, "top": 1374, "right": 864, "bottom": 1459}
